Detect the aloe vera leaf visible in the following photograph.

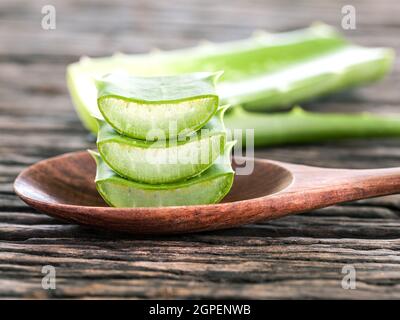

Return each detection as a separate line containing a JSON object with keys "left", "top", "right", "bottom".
{"left": 67, "top": 24, "right": 347, "bottom": 133}
{"left": 160, "top": 24, "right": 347, "bottom": 82}
{"left": 88, "top": 144, "right": 235, "bottom": 207}
{"left": 225, "top": 106, "right": 400, "bottom": 147}
{"left": 220, "top": 46, "right": 394, "bottom": 111}
{"left": 96, "top": 72, "right": 221, "bottom": 139}
{"left": 97, "top": 107, "right": 228, "bottom": 184}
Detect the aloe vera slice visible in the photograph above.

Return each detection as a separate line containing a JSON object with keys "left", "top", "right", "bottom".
{"left": 96, "top": 72, "right": 220, "bottom": 139}
{"left": 89, "top": 145, "right": 235, "bottom": 208}
{"left": 96, "top": 107, "right": 227, "bottom": 184}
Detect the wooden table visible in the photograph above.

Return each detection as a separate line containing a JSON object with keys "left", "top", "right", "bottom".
{"left": 1, "top": 0, "right": 399, "bottom": 299}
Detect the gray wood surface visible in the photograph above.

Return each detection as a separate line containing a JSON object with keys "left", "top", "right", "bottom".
{"left": 1, "top": 0, "right": 400, "bottom": 299}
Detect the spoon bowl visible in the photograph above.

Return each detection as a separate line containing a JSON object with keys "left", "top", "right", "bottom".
{"left": 14, "top": 151, "right": 400, "bottom": 234}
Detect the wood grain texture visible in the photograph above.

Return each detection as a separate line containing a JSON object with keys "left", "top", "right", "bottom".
{"left": 1, "top": 0, "right": 400, "bottom": 299}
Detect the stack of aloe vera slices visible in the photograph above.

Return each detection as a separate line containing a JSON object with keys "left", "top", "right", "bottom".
{"left": 89, "top": 72, "right": 235, "bottom": 207}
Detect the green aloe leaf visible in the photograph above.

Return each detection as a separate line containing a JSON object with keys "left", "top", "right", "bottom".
{"left": 96, "top": 72, "right": 221, "bottom": 139}
{"left": 67, "top": 23, "right": 348, "bottom": 133}
{"left": 88, "top": 143, "right": 235, "bottom": 207}
{"left": 96, "top": 107, "right": 228, "bottom": 184}
{"left": 220, "top": 46, "right": 394, "bottom": 111}
{"left": 225, "top": 106, "right": 400, "bottom": 147}
{"left": 67, "top": 23, "right": 395, "bottom": 146}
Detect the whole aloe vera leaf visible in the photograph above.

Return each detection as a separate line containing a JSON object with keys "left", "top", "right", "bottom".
{"left": 96, "top": 72, "right": 221, "bottom": 139}
{"left": 225, "top": 106, "right": 400, "bottom": 147}
{"left": 97, "top": 107, "right": 228, "bottom": 184}
{"left": 88, "top": 144, "right": 235, "bottom": 207}
{"left": 67, "top": 24, "right": 347, "bottom": 133}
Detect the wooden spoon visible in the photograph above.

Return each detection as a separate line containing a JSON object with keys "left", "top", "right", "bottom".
{"left": 14, "top": 151, "right": 400, "bottom": 234}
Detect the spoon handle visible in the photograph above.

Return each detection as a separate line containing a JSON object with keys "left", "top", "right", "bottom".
{"left": 269, "top": 161, "right": 400, "bottom": 217}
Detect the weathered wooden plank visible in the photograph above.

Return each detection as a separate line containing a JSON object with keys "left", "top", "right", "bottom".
{"left": 0, "top": 0, "right": 399, "bottom": 62}
{"left": 1, "top": 278, "right": 398, "bottom": 299}
{"left": 1, "top": 0, "right": 400, "bottom": 299}
{"left": 1, "top": 213, "right": 400, "bottom": 241}
{"left": 1, "top": 235, "right": 400, "bottom": 298}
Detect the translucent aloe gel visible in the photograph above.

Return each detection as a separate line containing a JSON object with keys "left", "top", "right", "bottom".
{"left": 96, "top": 72, "right": 221, "bottom": 140}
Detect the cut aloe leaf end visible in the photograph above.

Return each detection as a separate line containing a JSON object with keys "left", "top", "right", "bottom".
{"left": 96, "top": 72, "right": 221, "bottom": 139}
{"left": 96, "top": 107, "right": 228, "bottom": 184}
{"left": 88, "top": 145, "right": 235, "bottom": 208}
